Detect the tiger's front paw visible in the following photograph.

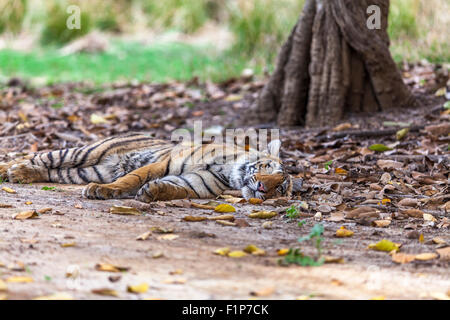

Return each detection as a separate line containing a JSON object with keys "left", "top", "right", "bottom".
{"left": 82, "top": 183, "right": 127, "bottom": 200}
{"left": 7, "top": 162, "right": 44, "bottom": 183}
{"left": 0, "top": 163, "right": 9, "bottom": 181}
{"left": 135, "top": 182, "right": 158, "bottom": 203}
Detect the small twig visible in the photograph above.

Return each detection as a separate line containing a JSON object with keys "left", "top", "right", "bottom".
{"left": 315, "top": 125, "right": 425, "bottom": 141}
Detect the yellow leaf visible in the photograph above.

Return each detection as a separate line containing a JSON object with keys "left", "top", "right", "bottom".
{"left": 381, "top": 198, "right": 391, "bottom": 205}
{"left": 33, "top": 292, "right": 73, "bottom": 300}
{"left": 368, "top": 239, "right": 400, "bottom": 252}
{"left": 0, "top": 279, "right": 7, "bottom": 291}
{"left": 2, "top": 186, "right": 16, "bottom": 194}
{"left": 249, "top": 198, "right": 264, "bottom": 205}
{"left": 249, "top": 211, "right": 277, "bottom": 219}
{"left": 228, "top": 250, "right": 247, "bottom": 258}
{"left": 90, "top": 113, "right": 108, "bottom": 124}
{"left": 6, "top": 276, "right": 34, "bottom": 283}
{"left": 95, "top": 263, "right": 129, "bottom": 273}
{"left": 396, "top": 128, "right": 409, "bottom": 140}
{"left": 60, "top": 242, "right": 76, "bottom": 248}
{"left": 415, "top": 253, "right": 438, "bottom": 261}
{"left": 213, "top": 247, "right": 230, "bottom": 256}
{"left": 127, "top": 283, "right": 149, "bottom": 294}
{"left": 243, "top": 244, "right": 266, "bottom": 256}
{"left": 419, "top": 233, "right": 424, "bottom": 243}
{"left": 214, "top": 204, "right": 236, "bottom": 213}
{"left": 91, "top": 288, "right": 119, "bottom": 297}
{"left": 335, "top": 226, "right": 354, "bottom": 238}
{"left": 14, "top": 210, "right": 38, "bottom": 220}
{"left": 335, "top": 168, "right": 348, "bottom": 175}
{"left": 277, "top": 248, "right": 289, "bottom": 256}
{"left": 25, "top": 201, "right": 33, "bottom": 205}
{"left": 109, "top": 205, "right": 141, "bottom": 216}
{"left": 323, "top": 255, "right": 345, "bottom": 264}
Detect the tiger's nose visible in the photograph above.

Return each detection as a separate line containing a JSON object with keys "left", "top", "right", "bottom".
{"left": 257, "top": 181, "right": 266, "bottom": 193}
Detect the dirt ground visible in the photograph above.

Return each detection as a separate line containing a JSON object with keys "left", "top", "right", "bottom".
{"left": 0, "top": 64, "right": 449, "bottom": 300}
{"left": 0, "top": 182, "right": 449, "bottom": 300}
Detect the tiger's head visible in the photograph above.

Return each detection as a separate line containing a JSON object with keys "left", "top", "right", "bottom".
{"left": 231, "top": 140, "right": 294, "bottom": 200}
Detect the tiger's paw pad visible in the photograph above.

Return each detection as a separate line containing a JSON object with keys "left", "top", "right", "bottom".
{"left": 82, "top": 183, "right": 124, "bottom": 200}
{"left": 7, "top": 163, "right": 43, "bottom": 183}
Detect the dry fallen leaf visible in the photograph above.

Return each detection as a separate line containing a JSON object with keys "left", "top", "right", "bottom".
{"left": 368, "top": 239, "right": 400, "bottom": 252}
{"left": 214, "top": 204, "right": 236, "bottom": 213}
{"left": 213, "top": 247, "right": 230, "bottom": 256}
{"left": 436, "top": 247, "right": 450, "bottom": 261}
{"left": 277, "top": 248, "right": 289, "bottom": 256}
{"left": 372, "top": 220, "right": 391, "bottom": 227}
{"left": 127, "top": 283, "right": 149, "bottom": 294}
{"left": 215, "top": 220, "right": 236, "bottom": 226}
{"left": 243, "top": 244, "right": 266, "bottom": 256}
{"left": 163, "top": 278, "right": 187, "bottom": 284}
{"left": 2, "top": 187, "right": 16, "bottom": 194}
{"left": 157, "top": 234, "right": 179, "bottom": 241}
{"left": 228, "top": 250, "right": 247, "bottom": 258}
{"left": 423, "top": 213, "right": 437, "bottom": 222}
{"left": 400, "top": 209, "right": 424, "bottom": 218}
{"left": 208, "top": 214, "right": 235, "bottom": 221}
{"left": 250, "top": 287, "right": 275, "bottom": 297}
{"left": 37, "top": 208, "right": 52, "bottom": 214}
{"left": 249, "top": 211, "right": 277, "bottom": 219}
{"left": 109, "top": 205, "right": 142, "bottom": 216}
{"left": 14, "top": 210, "right": 38, "bottom": 220}
{"left": 191, "top": 202, "right": 215, "bottom": 210}
{"left": 6, "top": 276, "right": 34, "bottom": 283}
{"left": 0, "top": 279, "right": 7, "bottom": 291}
{"left": 33, "top": 292, "right": 73, "bottom": 300}
{"left": 335, "top": 226, "right": 354, "bottom": 238}
{"left": 391, "top": 252, "right": 416, "bottom": 264}
{"left": 183, "top": 215, "right": 207, "bottom": 222}
{"left": 323, "top": 255, "right": 345, "bottom": 264}
{"left": 60, "top": 242, "right": 76, "bottom": 248}
{"left": 95, "top": 263, "right": 130, "bottom": 273}
{"left": 249, "top": 198, "right": 264, "bottom": 205}
{"left": 91, "top": 288, "right": 119, "bottom": 297}
{"left": 136, "top": 231, "right": 152, "bottom": 241}
{"left": 415, "top": 253, "right": 438, "bottom": 261}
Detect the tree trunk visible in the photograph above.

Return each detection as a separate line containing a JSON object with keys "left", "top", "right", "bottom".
{"left": 251, "top": 0, "right": 417, "bottom": 127}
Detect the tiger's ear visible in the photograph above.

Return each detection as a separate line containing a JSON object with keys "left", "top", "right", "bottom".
{"left": 267, "top": 139, "right": 281, "bottom": 157}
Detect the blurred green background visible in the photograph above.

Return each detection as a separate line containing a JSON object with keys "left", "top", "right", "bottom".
{"left": 0, "top": 0, "right": 448, "bottom": 84}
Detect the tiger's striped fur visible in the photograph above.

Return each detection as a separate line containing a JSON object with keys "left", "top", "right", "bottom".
{"left": 0, "top": 133, "right": 293, "bottom": 202}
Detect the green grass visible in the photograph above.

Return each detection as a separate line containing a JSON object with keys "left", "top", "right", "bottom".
{"left": 0, "top": 41, "right": 257, "bottom": 84}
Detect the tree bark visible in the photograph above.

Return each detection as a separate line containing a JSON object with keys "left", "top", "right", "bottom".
{"left": 251, "top": 0, "right": 416, "bottom": 127}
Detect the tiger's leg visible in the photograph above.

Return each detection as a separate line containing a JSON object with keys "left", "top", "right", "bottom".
{"left": 82, "top": 160, "right": 169, "bottom": 200}
{"left": 135, "top": 170, "right": 228, "bottom": 202}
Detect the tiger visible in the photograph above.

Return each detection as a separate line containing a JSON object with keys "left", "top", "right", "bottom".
{"left": 0, "top": 133, "right": 297, "bottom": 202}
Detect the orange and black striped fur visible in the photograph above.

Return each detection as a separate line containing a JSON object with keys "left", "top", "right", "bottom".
{"left": 0, "top": 133, "right": 294, "bottom": 202}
